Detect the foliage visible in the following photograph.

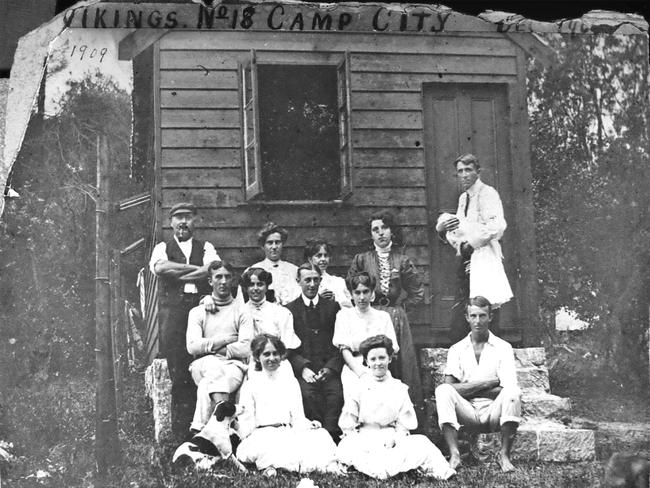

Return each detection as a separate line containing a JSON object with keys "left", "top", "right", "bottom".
{"left": 528, "top": 34, "right": 649, "bottom": 382}
{"left": 0, "top": 72, "right": 148, "bottom": 389}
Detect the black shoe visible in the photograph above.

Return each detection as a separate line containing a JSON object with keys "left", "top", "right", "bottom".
{"left": 214, "top": 400, "right": 236, "bottom": 421}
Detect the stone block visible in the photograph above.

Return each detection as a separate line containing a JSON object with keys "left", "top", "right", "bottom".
{"left": 420, "top": 348, "right": 448, "bottom": 390}
{"left": 513, "top": 347, "right": 547, "bottom": 368}
{"left": 521, "top": 391, "right": 571, "bottom": 421}
{"left": 474, "top": 429, "right": 539, "bottom": 462}
{"left": 145, "top": 358, "right": 172, "bottom": 443}
{"left": 538, "top": 427, "right": 595, "bottom": 461}
{"left": 474, "top": 421, "right": 595, "bottom": 462}
{"left": 517, "top": 366, "right": 550, "bottom": 392}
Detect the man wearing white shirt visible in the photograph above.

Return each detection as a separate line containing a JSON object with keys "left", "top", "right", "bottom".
{"left": 435, "top": 154, "right": 512, "bottom": 342}
{"left": 149, "top": 202, "right": 219, "bottom": 439}
{"left": 435, "top": 296, "right": 521, "bottom": 472}
{"left": 250, "top": 222, "right": 301, "bottom": 305}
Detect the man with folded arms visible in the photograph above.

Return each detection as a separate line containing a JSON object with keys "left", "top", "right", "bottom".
{"left": 435, "top": 296, "right": 521, "bottom": 472}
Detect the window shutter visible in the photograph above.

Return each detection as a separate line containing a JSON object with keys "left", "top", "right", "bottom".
{"left": 337, "top": 51, "right": 353, "bottom": 199}
{"left": 240, "top": 49, "right": 262, "bottom": 200}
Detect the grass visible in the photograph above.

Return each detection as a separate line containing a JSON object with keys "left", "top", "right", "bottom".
{"left": 3, "top": 334, "right": 647, "bottom": 488}
{"left": 2, "top": 373, "right": 611, "bottom": 488}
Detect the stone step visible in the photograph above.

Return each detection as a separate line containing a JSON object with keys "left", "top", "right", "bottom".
{"left": 472, "top": 420, "right": 596, "bottom": 462}
{"left": 521, "top": 391, "right": 571, "bottom": 422}
{"left": 581, "top": 421, "right": 650, "bottom": 459}
{"left": 517, "top": 366, "right": 550, "bottom": 392}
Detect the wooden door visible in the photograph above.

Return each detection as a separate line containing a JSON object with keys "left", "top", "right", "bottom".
{"left": 422, "top": 83, "right": 516, "bottom": 341}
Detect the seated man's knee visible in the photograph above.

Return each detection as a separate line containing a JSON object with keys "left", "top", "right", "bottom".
{"left": 500, "top": 385, "right": 522, "bottom": 403}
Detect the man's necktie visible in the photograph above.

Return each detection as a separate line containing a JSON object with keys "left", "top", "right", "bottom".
{"left": 464, "top": 192, "right": 470, "bottom": 217}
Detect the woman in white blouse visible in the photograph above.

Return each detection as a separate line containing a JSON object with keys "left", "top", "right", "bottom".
{"left": 304, "top": 239, "right": 352, "bottom": 308}
{"left": 336, "top": 335, "right": 455, "bottom": 480}
{"left": 332, "top": 272, "right": 399, "bottom": 399}
{"left": 236, "top": 334, "right": 343, "bottom": 477}
{"left": 240, "top": 267, "right": 300, "bottom": 379}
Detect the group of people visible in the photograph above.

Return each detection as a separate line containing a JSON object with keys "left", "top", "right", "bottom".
{"left": 149, "top": 153, "right": 521, "bottom": 477}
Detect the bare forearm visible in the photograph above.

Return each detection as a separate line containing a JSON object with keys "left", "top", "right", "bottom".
{"left": 180, "top": 264, "right": 210, "bottom": 281}
{"left": 154, "top": 261, "right": 200, "bottom": 279}
{"left": 481, "top": 386, "right": 503, "bottom": 400}
{"left": 451, "top": 379, "right": 500, "bottom": 399}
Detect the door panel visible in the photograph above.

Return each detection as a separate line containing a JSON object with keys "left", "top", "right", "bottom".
{"left": 423, "top": 83, "right": 515, "bottom": 339}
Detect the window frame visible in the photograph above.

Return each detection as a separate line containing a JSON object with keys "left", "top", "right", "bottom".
{"left": 238, "top": 51, "right": 353, "bottom": 203}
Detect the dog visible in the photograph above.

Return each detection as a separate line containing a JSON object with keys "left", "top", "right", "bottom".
{"left": 172, "top": 401, "right": 247, "bottom": 472}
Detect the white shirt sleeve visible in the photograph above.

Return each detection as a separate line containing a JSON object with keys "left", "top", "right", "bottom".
{"left": 278, "top": 308, "right": 301, "bottom": 350}
{"left": 497, "top": 343, "right": 518, "bottom": 389}
{"left": 149, "top": 242, "right": 168, "bottom": 275}
{"left": 332, "top": 309, "right": 352, "bottom": 350}
{"left": 186, "top": 306, "right": 213, "bottom": 356}
{"left": 202, "top": 241, "right": 220, "bottom": 266}
{"left": 442, "top": 345, "right": 463, "bottom": 382}
{"left": 332, "top": 276, "right": 353, "bottom": 308}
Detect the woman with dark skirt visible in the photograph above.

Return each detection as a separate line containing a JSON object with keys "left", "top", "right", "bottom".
{"left": 347, "top": 210, "right": 424, "bottom": 413}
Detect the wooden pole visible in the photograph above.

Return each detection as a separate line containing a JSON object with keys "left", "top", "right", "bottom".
{"left": 95, "top": 134, "right": 120, "bottom": 473}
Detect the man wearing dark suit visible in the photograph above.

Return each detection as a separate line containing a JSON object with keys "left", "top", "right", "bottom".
{"left": 286, "top": 263, "right": 344, "bottom": 443}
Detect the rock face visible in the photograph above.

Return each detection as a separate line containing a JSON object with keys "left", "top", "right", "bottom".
{"left": 145, "top": 358, "right": 172, "bottom": 443}
{"left": 420, "top": 346, "right": 596, "bottom": 462}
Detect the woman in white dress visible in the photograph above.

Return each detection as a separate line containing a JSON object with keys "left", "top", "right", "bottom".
{"left": 332, "top": 272, "right": 399, "bottom": 399}
{"left": 304, "top": 239, "right": 352, "bottom": 308}
{"left": 241, "top": 267, "right": 300, "bottom": 378}
{"left": 236, "top": 334, "right": 343, "bottom": 477}
{"left": 336, "top": 335, "right": 456, "bottom": 480}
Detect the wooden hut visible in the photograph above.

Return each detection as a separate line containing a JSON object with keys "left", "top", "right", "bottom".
{"left": 81, "top": 1, "right": 553, "bottom": 360}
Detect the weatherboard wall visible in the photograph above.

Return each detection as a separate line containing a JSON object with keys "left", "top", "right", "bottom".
{"left": 153, "top": 29, "right": 522, "bottom": 345}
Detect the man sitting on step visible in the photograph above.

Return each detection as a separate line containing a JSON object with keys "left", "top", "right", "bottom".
{"left": 435, "top": 296, "right": 521, "bottom": 472}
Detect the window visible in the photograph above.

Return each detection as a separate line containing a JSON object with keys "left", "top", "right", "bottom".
{"left": 240, "top": 51, "right": 353, "bottom": 202}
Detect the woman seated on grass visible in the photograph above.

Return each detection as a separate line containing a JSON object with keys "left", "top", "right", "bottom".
{"left": 332, "top": 272, "right": 399, "bottom": 399}
{"left": 236, "top": 334, "right": 344, "bottom": 477}
{"left": 304, "top": 238, "right": 352, "bottom": 308}
{"left": 336, "top": 335, "right": 456, "bottom": 481}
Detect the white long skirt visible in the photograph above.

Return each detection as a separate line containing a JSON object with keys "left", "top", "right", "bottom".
{"left": 336, "top": 427, "right": 455, "bottom": 480}
{"left": 238, "top": 426, "right": 337, "bottom": 473}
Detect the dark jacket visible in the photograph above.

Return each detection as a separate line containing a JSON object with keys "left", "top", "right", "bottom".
{"left": 347, "top": 249, "right": 424, "bottom": 307}
{"left": 285, "top": 296, "right": 343, "bottom": 376}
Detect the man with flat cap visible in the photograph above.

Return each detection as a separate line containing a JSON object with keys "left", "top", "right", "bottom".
{"left": 149, "top": 202, "right": 219, "bottom": 439}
